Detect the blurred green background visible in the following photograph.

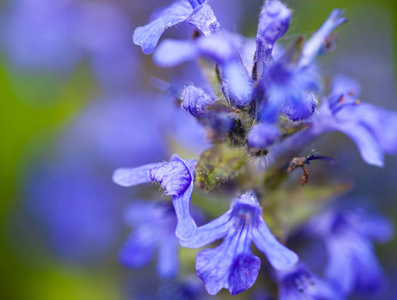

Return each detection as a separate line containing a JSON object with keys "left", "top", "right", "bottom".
{"left": 0, "top": 0, "right": 396, "bottom": 299}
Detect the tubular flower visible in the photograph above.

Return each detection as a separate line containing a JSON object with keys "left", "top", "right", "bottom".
{"left": 181, "top": 191, "right": 298, "bottom": 295}
{"left": 113, "top": 155, "right": 197, "bottom": 240}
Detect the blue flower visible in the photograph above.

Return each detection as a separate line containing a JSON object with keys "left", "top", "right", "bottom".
{"left": 113, "top": 155, "right": 197, "bottom": 240}
{"left": 277, "top": 264, "right": 344, "bottom": 300}
{"left": 181, "top": 191, "right": 298, "bottom": 295}
{"left": 119, "top": 201, "right": 180, "bottom": 278}
{"left": 133, "top": 0, "right": 221, "bottom": 55}
{"left": 307, "top": 208, "right": 393, "bottom": 295}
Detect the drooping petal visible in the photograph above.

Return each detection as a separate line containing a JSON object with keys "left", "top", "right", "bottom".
{"left": 255, "top": 0, "right": 291, "bottom": 79}
{"left": 119, "top": 228, "right": 156, "bottom": 268}
{"left": 182, "top": 85, "right": 215, "bottom": 117}
{"left": 196, "top": 247, "right": 231, "bottom": 295}
{"left": 112, "top": 163, "right": 160, "bottom": 187}
{"left": 173, "top": 182, "right": 197, "bottom": 241}
{"left": 153, "top": 39, "right": 199, "bottom": 67}
{"left": 133, "top": 1, "right": 193, "bottom": 54}
{"left": 247, "top": 122, "right": 280, "bottom": 149}
{"left": 351, "top": 238, "right": 386, "bottom": 293}
{"left": 339, "top": 123, "right": 384, "bottom": 167}
{"left": 149, "top": 160, "right": 192, "bottom": 196}
{"left": 356, "top": 212, "right": 394, "bottom": 243}
{"left": 298, "top": 9, "right": 347, "bottom": 68}
{"left": 157, "top": 238, "right": 180, "bottom": 278}
{"left": 252, "top": 217, "right": 299, "bottom": 270}
{"left": 354, "top": 103, "right": 397, "bottom": 155}
{"left": 228, "top": 253, "right": 261, "bottom": 295}
{"left": 324, "top": 237, "right": 354, "bottom": 294}
{"left": 181, "top": 210, "right": 233, "bottom": 248}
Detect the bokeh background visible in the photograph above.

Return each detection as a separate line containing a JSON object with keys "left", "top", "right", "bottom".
{"left": 0, "top": 0, "right": 396, "bottom": 299}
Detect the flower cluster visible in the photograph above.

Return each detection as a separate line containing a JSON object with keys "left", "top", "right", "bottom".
{"left": 111, "top": 0, "right": 396, "bottom": 297}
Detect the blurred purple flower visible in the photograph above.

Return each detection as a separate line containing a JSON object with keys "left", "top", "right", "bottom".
{"left": 26, "top": 157, "right": 121, "bottom": 264}
{"left": 181, "top": 191, "right": 298, "bottom": 295}
{"left": 307, "top": 208, "right": 393, "bottom": 295}
{"left": 24, "top": 94, "right": 168, "bottom": 264}
{"left": 1, "top": 0, "right": 138, "bottom": 90}
{"left": 1, "top": 0, "right": 81, "bottom": 71}
{"left": 120, "top": 201, "right": 180, "bottom": 278}
{"left": 277, "top": 264, "right": 344, "bottom": 300}
{"left": 113, "top": 155, "right": 198, "bottom": 240}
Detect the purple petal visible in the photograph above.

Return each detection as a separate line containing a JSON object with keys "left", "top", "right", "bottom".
{"left": 358, "top": 212, "right": 394, "bottom": 243}
{"left": 112, "top": 163, "right": 160, "bottom": 187}
{"left": 252, "top": 217, "right": 298, "bottom": 270}
{"left": 181, "top": 210, "right": 233, "bottom": 248}
{"left": 352, "top": 238, "right": 385, "bottom": 293}
{"left": 223, "top": 61, "right": 253, "bottom": 107}
{"left": 196, "top": 35, "right": 236, "bottom": 63}
{"left": 228, "top": 254, "right": 261, "bottom": 295}
{"left": 247, "top": 123, "right": 280, "bottom": 149}
{"left": 339, "top": 123, "right": 384, "bottom": 167}
{"left": 196, "top": 247, "right": 230, "bottom": 295}
{"left": 133, "top": 1, "right": 192, "bottom": 54}
{"left": 173, "top": 182, "right": 197, "bottom": 240}
{"left": 355, "top": 103, "right": 397, "bottom": 155}
{"left": 324, "top": 236, "right": 355, "bottom": 294}
{"left": 153, "top": 39, "right": 199, "bottom": 67}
